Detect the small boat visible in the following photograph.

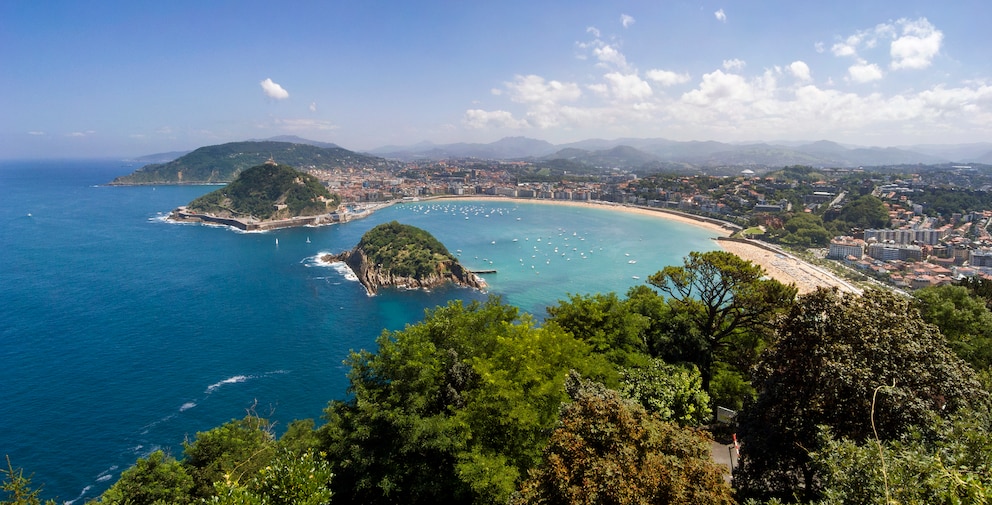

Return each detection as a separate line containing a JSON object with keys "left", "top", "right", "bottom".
{"left": 632, "top": 275, "right": 640, "bottom": 280}
{"left": 275, "top": 238, "right": 279, "bottom": 246}
{"left": 628, "top": 260, "right": 637, "bottom": 264}
{"left": 306, "top": 237, "right": 311, "bottom": 244}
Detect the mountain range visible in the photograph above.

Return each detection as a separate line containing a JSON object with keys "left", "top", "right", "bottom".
{"left": 368, "top": 136, "right": 992, "bottom": 169}
{"left": 120, "top": 135, "right": 992, "bottom": 183}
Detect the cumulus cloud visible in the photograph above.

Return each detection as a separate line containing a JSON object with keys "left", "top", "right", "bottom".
{"left": 604, "top": 72, "right": 653, "bottom": 101}
{"left": 586, "top": 26, "right": 601, "bottom": 38}
{"left": 890, "top": 18, "right": 942, "bottom": 70}
{"left": 621, "top": 14, "right": 635, "bottom": 28}
{"left": 714, "top": 9, "right": 727, "bottom": 22}
{"left": 646, "top": 69, "right": 691, "bottom": 86}
{"left": 848, "top": 60, "right": 883, "bottom": 83}
{"left": 506, "top": 74, "right": 582, "bottom": 104}
{"left": 309, "top": 101, "right": 317, "bottom": 112}
{"left": 593, "top": 44, "right": 628, "bottom": 69}
{"left": 787, "top": 61, "right": 812, "bottom": 82}
{"left": 260, "top": 78, "right": 289, "bottom": 100}
{"left": 464, "top": 109, "right": 528, "bottom": 129}
{"left": 722, "top": 58, "right": 746, "bottom": 72}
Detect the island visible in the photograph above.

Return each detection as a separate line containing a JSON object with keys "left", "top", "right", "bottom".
{"left": 168, "top": 160, "right": 342, "bottom": 231}
{"left": 322, "top": 221, "right": 487, "bottom": 295}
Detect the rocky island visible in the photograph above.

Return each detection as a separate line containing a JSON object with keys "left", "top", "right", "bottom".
{"left": 323, "top": 221, "right": 487, "bottom": 295}
{"left": 168, "top": 160, "right": 342, "bottom": 231}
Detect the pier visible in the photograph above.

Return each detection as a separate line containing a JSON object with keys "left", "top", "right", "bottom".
{"left": 470, "top": 269, "right": 497, "bottom": 274}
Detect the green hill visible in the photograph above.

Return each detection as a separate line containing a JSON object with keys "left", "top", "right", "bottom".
{"left": 186, "top": 162, "right": 339, "bottom": 220}
{"left": 110, "top": 140, "right": 389, "bottom": 185}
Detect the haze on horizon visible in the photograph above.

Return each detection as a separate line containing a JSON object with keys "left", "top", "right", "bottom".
{"left": 2, "top": 1, "right": 990, "bottom": 159}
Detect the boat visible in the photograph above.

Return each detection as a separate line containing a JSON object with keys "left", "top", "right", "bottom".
{"left": 306, "top": 237, "right": 311, "bottom": 244}
{"left": 275, "top": 238, "right": 279, "bottom": 246}
{"left": 632, "top": 275, "right": 640, "bottom": 280}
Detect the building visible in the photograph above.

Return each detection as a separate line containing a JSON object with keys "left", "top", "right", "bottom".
{"left": 828, "top": 236, "right": 866, "bottom": 260}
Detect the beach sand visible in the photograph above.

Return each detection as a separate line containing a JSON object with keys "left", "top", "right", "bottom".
{"left": 425, "top": 196, "right": 859, "bottom": 295}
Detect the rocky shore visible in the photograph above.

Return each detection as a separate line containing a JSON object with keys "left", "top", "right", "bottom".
{"left": 322, "top": 248, "right": 487, "bottom": 296}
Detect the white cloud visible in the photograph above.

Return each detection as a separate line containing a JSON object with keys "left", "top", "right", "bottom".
{"left": 464, "top": 109, "right": 528, "bottom": 129}
{"left": 309, "top": 101, "right": 317, "bottom": 112}
{"left": 831, "top": 34, "right": 861, "bottom": 57}
{"left": 586, "top": 26, "right": 600, "bottom": 38}
{"left": 682, "top": 70, "right": 754, "bottom": 107}
{"left": 714, "top": 9, "right": 726, "bottom": 22}
{"left": 68, "top": 132, "right": 87, "bottom": 137}
{"left": 506, "top": 74, "right": 582, "bottom": 104}
{"left": 593, "top": 44, "right": 628, "bottom": 69}
{"left": 890, "top": 17, "right": 942, "bottom": 70}
{"left": 848, "top": 60, "right": 883, "bottom": 83}
{"left": 814, "top": 42, "right": 825, "bottom": 53}
{"left": 787, "top": 61, "right": 812, "bottom": 82}
{"left": 604, "top": 72, "right": 653, "bottom": 101}
{"left": 722, "top": 59, "right": 746, "bottom": 72}
{"left": 260, "top": 78, "right": 289, "bottom": 100}
{"left": 621, "top": 14, "right": 635, "bottom": 28}
{"left": 27, "top": 131, "right": 45, "bottom": 135}
{"left": 646, "top": 69, "right": 691, "bottom": 87}
{"left": 490, "top": 88, "right": 503, "bottom": 96}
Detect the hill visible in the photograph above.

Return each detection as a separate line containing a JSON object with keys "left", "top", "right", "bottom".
{"left": 182, "top": 162, "right": 339, "bottom": 221}
{"left": 110, "top": 140, "right": 390, "bottom": 185}
{"left": 322, "top": 221, "right": 486, "bottom": 295}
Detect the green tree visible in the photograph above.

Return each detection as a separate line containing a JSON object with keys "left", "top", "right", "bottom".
{"left": 826, "top": 194, "right": 889, "bottom": 231}
{"left": 207, "top": 448, "right": 332, "bottom": 505}
{"left": 915, "top": 284, "right": 992, "bottom": 370}
{"left": 648, "top": 250, "right": 797, "bottom": 392}
{"left": 618, "top": 359, "right": 711, "bottom": 426}
{"left": 511, "top": 373, "right": 733, "bottom": 505}
{"left": 814, "top": 404, "right": 992, "bottom": 504}
{"left": 94, "top": 451, "right": 193, "bottom": 505}
{"left": 735, "top": 288, "right": 985, "bottom": 503}
{"left": 545, "top": 291, "right": 651, "bottom": 367}
{"left": 319, "top": 297, "right": 613, "bottom": 505}
{"left": 1, "top": 457, "right": 56, "bottom": 505}
{"left": 182, "top": 416, "right": 277, "bottom": 499}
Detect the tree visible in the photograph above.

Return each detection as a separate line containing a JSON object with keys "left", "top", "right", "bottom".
{"left": 734, "top": 288, "right": 985, "bottom": 503}
{"left": 618, "top": 358, "right": 711, "bottom": 426}
{"left": 319, "top": 296, "right": 613, "bottom": 505}
{"left": 814, "top": 404, "right": 992, "bottom": 504}
{"left": 647, "top": 250, "right": 797, "bottom": 392}
{"left": 1, "top": 457, "right": 56, "bottom": 505}
{"left": 511, "top": 373, "right": 733, "bottom": 505}
{"left": 182, "top": 415, "right": 277, "bottom": 499}
{"left": 915, "top": 284, "right": 992, "bottom": 371}
{"left": 545, "top": 291, "right": 651, "bottom": 367}
{"left": 208, "top": 448, "right": 332, "bottom": 505}
{"left": 95, "top": 450, "right": 193, "bottom": 505}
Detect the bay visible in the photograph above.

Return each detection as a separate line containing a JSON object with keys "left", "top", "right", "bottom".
{"left": 0, "top": 160, "right": 718, "bottom": 502}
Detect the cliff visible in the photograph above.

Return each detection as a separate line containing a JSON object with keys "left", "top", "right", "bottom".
{"left": 322, "top": 221, "right": 486, "bottom": 295}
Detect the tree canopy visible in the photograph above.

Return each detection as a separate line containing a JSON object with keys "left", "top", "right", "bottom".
{"left": 735, "top": 288, "right": 985, "bottom": 502}
{"left": 647, "top": 250, "right": 797, "bottom": 393}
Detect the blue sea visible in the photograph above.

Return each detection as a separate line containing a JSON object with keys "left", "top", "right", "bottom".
{"left": 0, "top": 160, "right": 719, "bottom": 503}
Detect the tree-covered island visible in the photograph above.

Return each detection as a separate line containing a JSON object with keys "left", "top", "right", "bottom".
{"left": 322, "top": 221, "right": 486, "bottom": 295}
{"left": 168, "top": 161, "right": 342, "bottom": 231}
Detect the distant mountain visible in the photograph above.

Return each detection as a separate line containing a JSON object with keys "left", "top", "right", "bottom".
{"left": 126, "top": 150, "right": 191, "bottom": 163}
{"left": 369, "top": 136, "right": 557, "bottom": 160}
{"left": 251, "top": 135, "right": 341, "bottom": 149}
{"left": 371, "top": 136, "right": 965, "bottom": 172}
{"left": 110, "top": 140, "right": 389, "bottom": 185}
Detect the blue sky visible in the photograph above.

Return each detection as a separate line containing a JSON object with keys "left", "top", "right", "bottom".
{"left": 2, "top": 1, "right": 990, "bottom": 158}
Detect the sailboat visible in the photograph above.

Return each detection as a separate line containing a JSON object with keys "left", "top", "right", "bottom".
{"left": 275, "top": 238, "right": 279, "bottom": 246}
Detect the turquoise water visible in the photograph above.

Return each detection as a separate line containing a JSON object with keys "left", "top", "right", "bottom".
{"left": 0, "top": 160, "right": 718, "bottom": 502}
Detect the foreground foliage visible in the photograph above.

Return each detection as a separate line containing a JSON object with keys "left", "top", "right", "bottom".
{"left": 735, "top": 288, "right": 985, "bottom": 502}
{"left": 512, "top": 373, "right": 732, "bottom": 505}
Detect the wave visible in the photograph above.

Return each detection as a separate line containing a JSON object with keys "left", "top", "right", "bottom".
{"left": 205, "top": 374, "right": 250, "bottom": 394}
{"left": 304, "top": 254, "right": 358, "bottom": 282}
{"left": 179, "top": 401, "right": 196, "bottom": 411}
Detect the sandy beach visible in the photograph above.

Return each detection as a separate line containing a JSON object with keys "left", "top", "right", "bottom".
{"left": 425, "top": 196, "right": 859, "bottom": 295}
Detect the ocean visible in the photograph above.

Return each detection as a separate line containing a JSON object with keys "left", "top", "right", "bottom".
{"left": 0, "top": 160, "right": 719, "bottom": 503}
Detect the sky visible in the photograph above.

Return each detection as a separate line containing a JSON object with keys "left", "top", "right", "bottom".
{"left": 2, "top": 0, "right": 991, "bottom": 158}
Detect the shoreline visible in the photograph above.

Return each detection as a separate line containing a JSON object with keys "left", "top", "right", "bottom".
{"left": 415, "top": 196, "right": 858, "bottom": 295}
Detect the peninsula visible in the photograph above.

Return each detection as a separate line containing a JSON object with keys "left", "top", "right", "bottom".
{"left": 323, "top": 221, "right": 487, "bottom": 295}
{"left": 168, "top": 161, "right": 342, "bottom": 231}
